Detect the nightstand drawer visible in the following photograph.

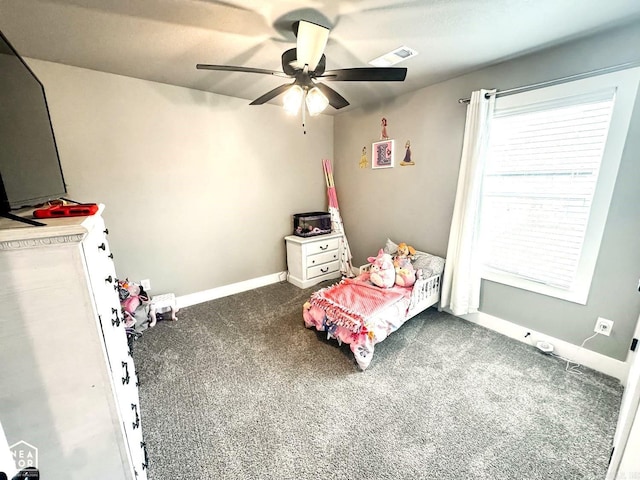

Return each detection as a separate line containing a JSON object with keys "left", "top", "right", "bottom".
{"left": 307, "top": 260, "right": 340, "bottom": 279}
{"left": 307, "top": 249, "right": 339, "bottom": 268}
{"left": 306, "top": 237, "right": 339, "bottom": 255}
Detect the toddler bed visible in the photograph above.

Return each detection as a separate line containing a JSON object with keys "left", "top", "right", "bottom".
{"left": 302, "top": 241, "right": 445, "bottom": 370}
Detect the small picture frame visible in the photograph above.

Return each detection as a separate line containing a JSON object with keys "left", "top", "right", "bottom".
{"left": 372, "top": 139, "right": 394, "bottom": 169}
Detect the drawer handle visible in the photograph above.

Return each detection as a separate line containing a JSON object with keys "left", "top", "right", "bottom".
{"left": 104, "top": 228, "right": 109, "bottom": 235}
{"left": 122, "top": 361, "right": 130, "bottom": 385}
{"left": 132, "top": 403, "right": 140, "bottom": 429}
{"left": 141, "top": 441, "right": 149, "bottom": 470}
{"left": 319, "top": 244, "right": 329, "bottom": 251}
{"left": 108, "top": 253, "right": 114, "bottom": 259}
{"left": 105, "top": 275, "right": 113, "bottom": 284}
{"left": 320, "top": 267, "right": 329, "bottom": 273}
{"left": 98, "top": 243, "right": 106, "bottom": 251}
{"left": 112, "top": 314, "right": 121, "bottom": 327}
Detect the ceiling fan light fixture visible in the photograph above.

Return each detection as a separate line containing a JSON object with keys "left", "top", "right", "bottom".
{"left": 305, "top": 87, "right": 329, "bottom": 116}
{"left": 283, "top": 85, "right": 304, "bottom": 115}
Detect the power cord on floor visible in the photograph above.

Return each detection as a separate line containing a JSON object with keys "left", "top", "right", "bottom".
{"left": 550, "top": 331, "right": 599, "bottom": 375}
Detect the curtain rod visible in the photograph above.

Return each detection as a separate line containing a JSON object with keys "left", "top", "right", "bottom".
{"left": 457, "top": 60, "right": 640, "bottom": 104}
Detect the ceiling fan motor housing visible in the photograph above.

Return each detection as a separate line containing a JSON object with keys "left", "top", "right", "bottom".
{"left": 282, "top": 48, "right": 326, "bottom": 77}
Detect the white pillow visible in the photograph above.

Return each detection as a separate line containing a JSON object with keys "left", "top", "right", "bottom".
{"left": 383, "top": 238, "right": 399, "bottom": 255}
{"left": 411, "top": 252, "right": 446, "bottom": 277}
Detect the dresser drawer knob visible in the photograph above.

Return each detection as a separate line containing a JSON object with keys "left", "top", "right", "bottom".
{"left": 98, "top": 243, "right": 106, "bottom": 251}
{"left": 105, "top": 275, "right": 113, "bottom": 284}
{"left": 111, "top": 314, "right": 121, "bottom": 327}
{"left": 103, "top": 228, "right": 109, "bottom": 235}
{"left": 108, "top": 253, "right": 114, "bottom": 259}
{"left": 320, "top": 267, "right": 329, "bottom": 273}
{"left": 319, "top": 244, "right": 329, "bottom": 251}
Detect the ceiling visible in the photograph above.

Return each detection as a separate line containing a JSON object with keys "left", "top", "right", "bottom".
{"left": 1, "top": 0, "right": 640, "bottom": 114}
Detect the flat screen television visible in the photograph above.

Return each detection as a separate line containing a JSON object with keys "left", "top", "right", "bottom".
{"left": 0, "top": 29, "right": 66, "bottom": 213}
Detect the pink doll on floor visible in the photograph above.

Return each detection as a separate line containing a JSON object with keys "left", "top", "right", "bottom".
{"left": 119, "top": 280, "right": 157, "bottom": 330}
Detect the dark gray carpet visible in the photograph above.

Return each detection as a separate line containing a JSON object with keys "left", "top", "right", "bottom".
{"left": 133, "top": 280, "right": 622, "bottom": 479}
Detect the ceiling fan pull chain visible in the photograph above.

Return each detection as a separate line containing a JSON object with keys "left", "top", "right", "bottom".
{"left": 302, "top": 96, "right": 307, "bottom": 135}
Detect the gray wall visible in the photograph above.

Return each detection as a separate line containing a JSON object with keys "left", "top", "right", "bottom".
{"left": 334, "top": 22, "right": 640, "bottom": 361}
{"left": 28, "top": 59, "right": 334, "bottom": 297}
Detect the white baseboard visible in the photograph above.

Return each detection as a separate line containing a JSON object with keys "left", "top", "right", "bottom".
{"left": 176, "top": 271, "right": 288, "bottom": 309}
{"left": 459, "top": 311, "right": 629, "bottom": 386}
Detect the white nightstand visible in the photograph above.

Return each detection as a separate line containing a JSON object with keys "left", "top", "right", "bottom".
{"left": 285, "top": 232, "right": 344, "bottom": 288}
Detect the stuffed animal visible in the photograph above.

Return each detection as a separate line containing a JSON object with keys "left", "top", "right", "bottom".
{"left": 395, "top": 265, "right": 416, "bottom": 287}
{"left": 395, "top": 242, "right": 416, "bottom": 263}
{"left": 393, "top": 242, "right": 417, "bottom": 287}
{"left": 118, "top": 279, "right": 157, "bottom": 330}
{"left": 367, "top": 249, "right": 396, "bottom": 288}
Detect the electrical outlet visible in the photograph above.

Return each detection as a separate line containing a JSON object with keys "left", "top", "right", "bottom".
{"left": 141, "top": 279, "right": 151, "bottom": 291}
{"left": 594, "top": 317, "right": 614, "bottom": 336}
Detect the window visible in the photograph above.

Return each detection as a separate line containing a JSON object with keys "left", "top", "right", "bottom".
{"left": 479, "top": 68, "right": 640, "bottom": 304}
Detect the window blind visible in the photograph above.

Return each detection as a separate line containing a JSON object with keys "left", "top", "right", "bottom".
{"left": 480, "top": 91, "right": 615, "bottom": 290}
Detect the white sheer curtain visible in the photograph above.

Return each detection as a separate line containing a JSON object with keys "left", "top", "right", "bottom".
{"left": 441, "top": 89, "right": 496, "bottom": 316}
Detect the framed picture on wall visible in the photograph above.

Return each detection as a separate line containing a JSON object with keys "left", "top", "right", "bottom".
{"left": 372, "top": 139, "right": 394, "bottom": 169}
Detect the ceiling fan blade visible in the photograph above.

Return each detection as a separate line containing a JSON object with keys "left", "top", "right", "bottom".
{"left": 196, "top": 64, "right": 288, "bottom": 77}
{"left": 249, "top": 83, "right": 293, "bottom": 105}
{"left": 296, "top": 20, "right": 329, "bottom": 72}
{"left": 319, "top": 67, "right": 407, "bottom": 82}
{"left": 314, "top": 83, "right": 349, "bottom": 110}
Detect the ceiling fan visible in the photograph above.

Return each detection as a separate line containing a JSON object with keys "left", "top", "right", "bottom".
{"left": 196, "top": 20, "right": 407, "bottom": 115}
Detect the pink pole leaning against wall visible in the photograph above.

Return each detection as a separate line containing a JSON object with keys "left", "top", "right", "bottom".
{"left": 322, "top": 159, "right": 355, "bottom": 278}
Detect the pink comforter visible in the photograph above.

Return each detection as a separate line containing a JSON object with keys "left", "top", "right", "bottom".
{"left": 306, "top": 277, "right": 409, "bottom": 333}
{"left": 303, "top": 276, "right": 414, "bottom": 370}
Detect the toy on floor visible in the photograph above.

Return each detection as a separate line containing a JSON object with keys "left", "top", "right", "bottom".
{"left": 151, "top": 293, "right": 179, "bottom": 325}
{"left": 118, "top": 279, "right": 156, "bottom": 333}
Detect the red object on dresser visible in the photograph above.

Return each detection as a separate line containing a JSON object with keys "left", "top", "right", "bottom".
{"left": 33, "top": 203, "right": 99, "bottom": 218}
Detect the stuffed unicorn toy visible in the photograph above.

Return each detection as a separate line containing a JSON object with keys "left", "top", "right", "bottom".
{"left": 367, "top": 249, "right": 395, "bottom": 288}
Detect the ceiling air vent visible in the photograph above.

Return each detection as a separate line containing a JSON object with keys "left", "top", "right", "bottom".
{"left": 369, "top": 46, "right": 418, "bottom": 67}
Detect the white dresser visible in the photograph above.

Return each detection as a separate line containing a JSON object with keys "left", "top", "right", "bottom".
{"left": 285, "top": 232, "right": 344, "bottom": 288}
{"left": 0, "top": 206, "right": 147, "bottom": 479}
